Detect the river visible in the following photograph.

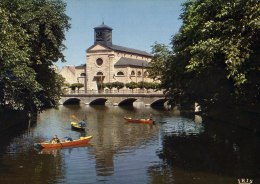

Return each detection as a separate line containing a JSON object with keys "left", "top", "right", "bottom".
{"left": 0, "top": 104, "right": 259, "bottom": 184}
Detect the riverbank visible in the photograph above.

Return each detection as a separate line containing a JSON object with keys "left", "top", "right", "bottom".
{"left": 204, "top": 104, "right": 260, "bottom": 133}
{"left": 0, "top": 110, "right": 32, "bottom": 134}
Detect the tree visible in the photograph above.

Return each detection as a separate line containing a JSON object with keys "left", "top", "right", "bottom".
{"left": 136, "top": 81, "right": 152, "bottom": 90}
{"left": 125, "top": 82, "right": 138, "bottom": 92}
{"left": 0, "top": 4, "right": 41, "bottom": 112}
{"left": 162, "top": 0, "right": 260, "bottom": 109}
{"left": 137, "top": 81, "right": 144, "bottom": 89}
{"left": 104, "top": 82, "right": 113, "bottom": 92}
{"left": 70, "top": 83, "right": 84, "bottom": 93}
{"left": 147, "top": 42, "right": 172, "bottom": 81}
{"left": 0, "top": 0, "right": 70, "bottom": 112}
{"left": 112, "top": 82, "right": 124, "bottom": 92}
{"left": 150, "top": 82, "right": 161, "bottom": 91}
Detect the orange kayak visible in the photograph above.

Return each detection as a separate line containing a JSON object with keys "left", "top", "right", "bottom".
{"left": 124, "top": 117, "right": 155, "bottom": 125}
{"left": 35, "top": 136, "right": 93, "bottom": 149}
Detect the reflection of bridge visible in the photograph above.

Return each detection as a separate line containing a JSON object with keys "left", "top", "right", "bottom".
{"left": 60, "top": 91, "right": 167, "bottom": 107}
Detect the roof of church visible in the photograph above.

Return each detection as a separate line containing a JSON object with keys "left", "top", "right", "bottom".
{"left": 114, "top": 57, "right": 149, "bottom": 67}
{"left": 107, "top": 44, "right": 152, "bottom": 57}
{"left": 94, "top": 22, "right": 113, "bottom": 30}
{"left": 75, "top": 64, "right": 86, "bottom": 68}
{"left": 87, "top": 43, "right": 152, "bottom": 57}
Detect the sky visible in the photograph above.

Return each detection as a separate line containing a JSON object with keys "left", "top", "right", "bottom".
{"left": 57, "top": 0, "right": 186, "bottom": 69}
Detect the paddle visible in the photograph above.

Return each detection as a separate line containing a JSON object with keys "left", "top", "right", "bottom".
{"left": 71, "top": 114, "right": 88, "bottom": 129}
{"left": 71, "top": 114, "right": 80, "bottom": 122}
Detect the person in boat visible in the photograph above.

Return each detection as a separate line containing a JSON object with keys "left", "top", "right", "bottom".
{"left": 78, "top": 119, "right": 86, "bottom": 127}
{"left": 149, "top": 114, "right": 153, "bottom": 120}
{"left": 65, "top": 136, "right": 73, "bottom": 141}
{"left": 149, "top": 114, "right": 156, "bottom": 125}
{"left": 51, "top": 135, "right": 60, "bottom": 144}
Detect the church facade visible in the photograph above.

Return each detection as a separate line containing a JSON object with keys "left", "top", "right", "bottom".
{"left": 60, "top": 23, "right": 153, "bottom": 92}
{"left": 86, "top": 22, "right": 153, "bottom": 91}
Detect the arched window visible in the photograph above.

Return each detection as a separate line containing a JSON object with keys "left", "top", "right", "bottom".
{"left": 96, "top": 72, "right": 103, "bottom": 76}
{"left": 117, "top": 71, "right": 124, "bottom": 76}
{"left": 137, "top": 71, "right": 142, "bottom": 76}
{"left": 80, "top": 73, "right": 86, "bottom": 77}
{"left": 131, "top": 71, "right": 135, "bottom": 76}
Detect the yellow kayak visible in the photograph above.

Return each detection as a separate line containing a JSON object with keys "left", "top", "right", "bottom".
{"left": 71, "top": 121, "right": 85, "bottom": 131}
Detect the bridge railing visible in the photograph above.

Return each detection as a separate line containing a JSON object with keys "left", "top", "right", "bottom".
{"left": 68, "top": 89, "right": 164, "bottom": 95}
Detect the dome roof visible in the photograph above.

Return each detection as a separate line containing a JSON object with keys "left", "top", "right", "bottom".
{"left": 94, "top": 22, "right": 113, "bottom": 30}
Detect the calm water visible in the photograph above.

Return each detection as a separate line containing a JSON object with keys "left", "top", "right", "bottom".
{"left": 0, "top": 104, "right": 259, "bottom": 184}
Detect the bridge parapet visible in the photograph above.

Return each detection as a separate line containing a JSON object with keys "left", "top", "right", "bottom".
{"left": 68, "top": 89, "right": 164, "bottom": 95}
{"left": 60, "top": 92, "right": 166, "bottom": 107}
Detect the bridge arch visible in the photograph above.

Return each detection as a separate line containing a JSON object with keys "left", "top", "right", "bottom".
{"left": 63, "top": 98, "right": 81, "bottom": 105}
{"left": 150, "top": 99, "right": 168, "bottom": 107}
{"left": 89, "top": 98, "right": 107, "bottom": 105}
{"left": 118, "top": 98, "right": 137, "bottom": 106}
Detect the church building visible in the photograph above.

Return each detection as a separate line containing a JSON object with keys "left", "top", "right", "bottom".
{"left": 60, "top": 22, "right": 153, "bottom": 92}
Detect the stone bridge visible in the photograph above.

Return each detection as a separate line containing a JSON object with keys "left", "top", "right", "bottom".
{"left": 60, "top": 93, "right": 167, "bottom": 107}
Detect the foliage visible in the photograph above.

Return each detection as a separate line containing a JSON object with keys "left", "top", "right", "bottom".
{"left": 137, "top": 81, "right": 144, "bottom": 89}
{"left": 162, "top": 0, "right": 260, "bottom": 108}
{"left": 125, "top": 82, "right": 138, "bottom": 92}
{"left": 104, "top": 82, "right": 113, "bottom": 90}
{"left": 137, "top": 81, "right": 152, "bottom": 90}
{"left": 125, "top": 81, "right": 160, "bottom": 92}
{"left": 147, "top": 42, "right": 172, "bottom": 81}
{"left": 150, "top": 82, "right": 161, "bottom": 90}
{"left": 145, "top": 82, "right": 154, "bottom": 90}
{"left": 70, "top": 83, "right": 84, "bottom": 91}
{"left": 136, "top": 82, "right": 161, "bottom": 92}
{"left": 112, "top": 82, "right": 124, "bottom": 92}
{"left": 0, "top": 0, "right": 70, "bottom": 112}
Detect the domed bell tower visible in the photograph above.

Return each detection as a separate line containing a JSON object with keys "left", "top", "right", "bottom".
{"left": 94, "top": 22, "right": 113, "bottom": 46}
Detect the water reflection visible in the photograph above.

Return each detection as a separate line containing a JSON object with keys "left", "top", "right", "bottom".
{"left": 85, "top": 106, "right": 160, "bottom": 176}
{"left": 0, "top": 111, "right": 64, "bottom": 184}
{"left": 0, "top": 106, "right": 259, "bottom": 184}
{"left": 154, "top": 118, "right": 260, "bottom": 184}
{"left": 160, "top": 117, "right": 204, "bottom": 136}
